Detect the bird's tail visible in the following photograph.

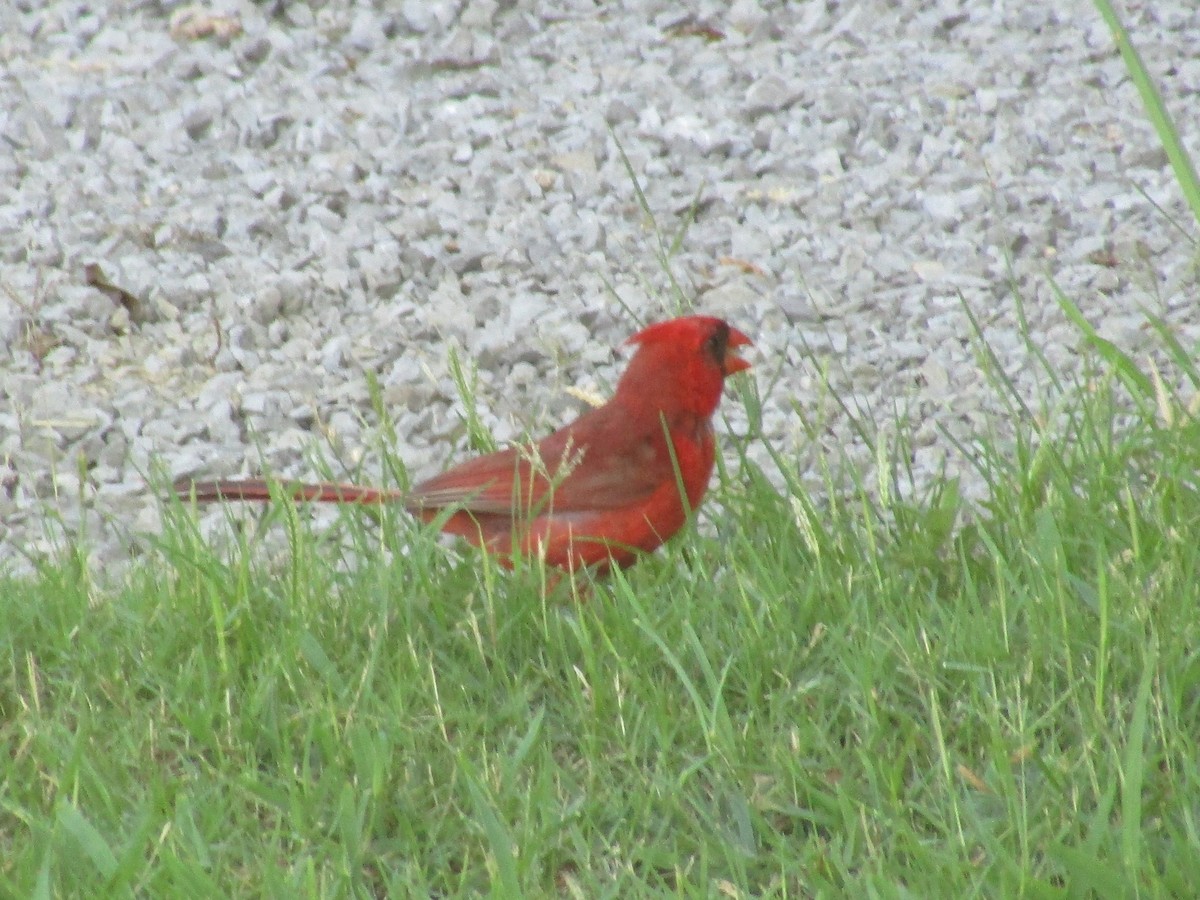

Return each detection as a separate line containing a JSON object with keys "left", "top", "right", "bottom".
{"left": 173, "top": 477, "right": 407, "bottom": 505}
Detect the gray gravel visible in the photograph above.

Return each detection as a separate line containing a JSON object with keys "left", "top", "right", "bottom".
{"left": 2, "top": 0, "right": 1199, "bottom": 577}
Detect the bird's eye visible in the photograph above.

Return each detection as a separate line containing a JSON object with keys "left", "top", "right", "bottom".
{"left": 704, "top": 327, "right": 728, "bottom": 363}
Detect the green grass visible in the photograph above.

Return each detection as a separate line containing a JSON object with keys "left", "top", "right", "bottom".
{"left": 5, "top": 5, "right": 1200, "bottom": 895}
{"left": 5, "top": 308, "right": 1200, "bottom": 897}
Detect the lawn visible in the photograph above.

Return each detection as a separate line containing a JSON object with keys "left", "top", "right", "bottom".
{"left": 3, "top": 3, "right": 1200, "bottom": 895}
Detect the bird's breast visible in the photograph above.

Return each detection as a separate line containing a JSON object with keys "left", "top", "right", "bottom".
{"left": 665, "top": 412, "right": 716, "bottom": 508}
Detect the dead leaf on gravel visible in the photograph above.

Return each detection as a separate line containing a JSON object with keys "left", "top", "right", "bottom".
{"left": 718, "top": 256, "right": 768, "bottom": 277}
{"left": 84, "top": 263, "right": 146, "bottom": 323}
{"left": 169, "top": 6, "right": 243, "bottom": 43}
{"left": 665, "top": 18, "right": 725, "bottom": 42}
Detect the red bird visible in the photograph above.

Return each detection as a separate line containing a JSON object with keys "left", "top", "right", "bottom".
{"left": 174, "top": 315, "right": 752, "bottom": 572}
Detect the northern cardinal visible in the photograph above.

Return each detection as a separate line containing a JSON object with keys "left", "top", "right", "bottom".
{"left": 174, "top": 315, "right": 752, "bottom": 572}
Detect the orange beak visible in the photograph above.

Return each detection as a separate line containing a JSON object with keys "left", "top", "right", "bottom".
{"left": 723, "top": 327, "right": 752, "bottom": 376}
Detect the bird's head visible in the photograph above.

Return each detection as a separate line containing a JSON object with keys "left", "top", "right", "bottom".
{"left": 617, "top": 315, "right": 752, "bottom": 418}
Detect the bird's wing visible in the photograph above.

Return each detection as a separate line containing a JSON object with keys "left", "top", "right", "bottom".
{"left": 408, "top": 405, "right": 675, "bottom": 518}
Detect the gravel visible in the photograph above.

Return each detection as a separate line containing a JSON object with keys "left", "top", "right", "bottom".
{"left": 2, "top": 0, "right": 1198, "bottom": 577}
